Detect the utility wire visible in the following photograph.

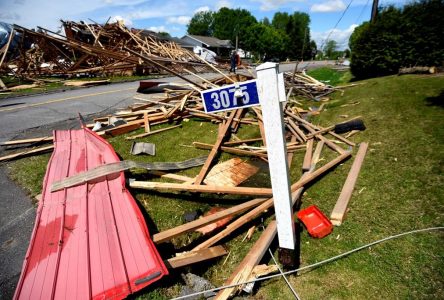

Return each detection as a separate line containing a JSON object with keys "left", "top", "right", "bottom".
{"left": 355, "top": 0, "right": 371, "bottom": 24}
{"left": 171, "top": 227, "right": 444, "bottom": 300}
{"left": 268, "top": 248, "right": 301, "bottom": 300}
{"left": 320, "top": 0, "right": 354, "bottom": 51}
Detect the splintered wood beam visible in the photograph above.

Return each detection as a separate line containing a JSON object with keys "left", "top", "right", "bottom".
{"left": 311, "top": 140, "right": 324, "bottom": 169}
{"left": 287, "top": 118, "right": 308, "bottom": 142}
{"left": 300, "top": 123, "right": 347, "bottom": 155}
{"left": 302, "top": 139, "right": 314, "bottom": 171}
{"left": 165, "top": 246, "right": 228, "bottom": 269}
{"left": 328, "top": 131, "right": 356, "bottom": 147}
{"left": 224, "top": 137, "right": 263, "bottom": 146}
{"left": 193, "top": 151, "right": 351, "bottom": 251}
{"left": 126, "top": 124, "right": 181, "bottom": 140}
{"left": 193, "top": 142, "right": 268, "bottom": 158}
{"left": 214, "top": 221, "right": 277, "bottom": 300}
{"left": 124, "top": 47, "right": 206, "bottom": 90}
{"left": 143, "top": 112, "right": 150, "bottom": 133}
{"left": 0, "top": 136, "right": 53, "bottom": 146}
{"left": 194, "top": 110, "right": 237, "bottom": 185}
{"left": 129, "top": 181, "right": 273, "bottom": 196}
{"left": 231, "top": 108, "right": 245, "bottom": 132}
{"left": 0, "top": 145, "right": 54, "bottom": 162}
{"left": 0, "top": 28, "right": 14, "bottom": 68}
{"left": 330, "top": 142, "right": 368, "bottom": 226}
{"left": 153, "top": 197, "right": 268, "bottom": 244}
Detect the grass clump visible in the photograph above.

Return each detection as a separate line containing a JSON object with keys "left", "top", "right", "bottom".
{"left": 307, "top": 67, "right": 352, "bottom": 86}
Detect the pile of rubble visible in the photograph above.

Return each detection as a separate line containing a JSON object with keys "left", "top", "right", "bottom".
{"left": 0, "top": 20, "right": 210, "bottom": 80}
{"left": 1, "top": 59, "right": 368, "bottom": 299}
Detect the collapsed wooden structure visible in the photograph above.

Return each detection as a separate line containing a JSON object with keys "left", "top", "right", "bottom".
{"left": 0, "top": 20, "right": 210, "bottom": 79}
{"left": 2, "top": 59, "right": 368, "bottom": 299}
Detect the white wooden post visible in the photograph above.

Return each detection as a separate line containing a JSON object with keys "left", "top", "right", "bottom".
{"left": 256, "top": 62, "right": 295, "bottom": 250}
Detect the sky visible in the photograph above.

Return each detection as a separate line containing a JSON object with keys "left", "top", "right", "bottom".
{"left": 0, "top": 0, "right": 409, "bottom": 50}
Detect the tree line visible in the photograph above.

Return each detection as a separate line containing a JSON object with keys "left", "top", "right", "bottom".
{"left": 187, "top": 8, "right": 316, "bottom": 61}
{"left": 349, "top": 0, "right": 444, "bottom": 79}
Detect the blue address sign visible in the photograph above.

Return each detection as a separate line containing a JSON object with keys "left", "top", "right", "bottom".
{"left": 201, "top": 79, "right": 260, "bottom": 113}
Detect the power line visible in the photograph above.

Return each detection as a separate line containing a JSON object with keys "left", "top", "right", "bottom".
{"left": 355, "top": 0, "right": 371, "bottom": 24}
{"left": 320, "top": 0, "right": 354, "bottom": 51}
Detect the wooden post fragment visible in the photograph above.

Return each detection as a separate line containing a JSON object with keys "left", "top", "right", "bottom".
{"left": 126, "top": 124, "right": 181, "bottom": 140}
{"left": 129, "top": 181, "right": 273, "bottom": 196}
{"left": 143, "top": 112, "right": 150, "bottom": 133}
{"left": 153, "top": 197, "right": 268, "bottom": 244}
{"left": 194, "top": 110, "right": 237, "bottom": 185}
{"left": 302, "top": 139, "right": 314, "bottom": 171}
{"left": 214, "top": 221, "right": 277, "bottom": 300}
{"left": 165, "top": 246, "right": 228, "bottom": 269}
{"left": 330, "top": 142, "right": 368, "bottom": 225}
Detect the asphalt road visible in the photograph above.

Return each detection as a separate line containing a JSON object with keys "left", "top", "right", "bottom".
{"left": 0, "top": 61, "right": 332, "bottom": 298}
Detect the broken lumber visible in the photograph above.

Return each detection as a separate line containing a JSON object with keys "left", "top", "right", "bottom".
{"left": 153, "top": 197, "right": 268, "bottom": 244}
{"left": 214, "top": 221, "right": 277, "bottom": 300}
{"left": 50, "top": 156, "right": 207, "bottom": 192}
{"left": 129, "top": 181, "right": 273, "bottom": 196}
{"left": 126, "top": 124, "right": 181, "bottom": 140}
{"left": 0, "top": 145, "right": 54, "bottom": 162}
{"left": 193, "top": 152, "right": 351, "bottom": 251}
{"left": 165, "top": 246, "right": 228, "bottom": 269}
{"left": 330, "top": 142, "right": 368, "bottom": 226}
{"left": 302, "top": 139, "right": 314, "bottom": 171}
{"left": 194, "top": 110, "right": 237, "bottom": 185}
{"left": 193, "top": 142, "right": 268, "bottom": 158}
{"left": 0, "top": 136, "right": 53, "bottom": 146}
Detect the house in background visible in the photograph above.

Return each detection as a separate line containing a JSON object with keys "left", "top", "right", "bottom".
{"left": 180, "top": 35, "right": 233, "bottom": 57}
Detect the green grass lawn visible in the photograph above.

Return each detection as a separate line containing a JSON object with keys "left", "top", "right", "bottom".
{"left": 6, "top": 72, "right": 444, "bottom": 299}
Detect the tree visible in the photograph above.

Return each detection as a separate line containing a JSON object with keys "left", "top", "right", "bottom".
{"left": 157, "top": 32, "right": 171, "bottom": 38}
{"left": 271, "top": 12, "right": 291, "bottom": 32}
{"left": 285, "top": 12, "right": 312, "bottom": 60}
{"left": 213, "top": 8, "right": 257, "bottom": 49}
{"left": 187, "top": 11, "right": 215, "bottom": 36}
{"left": 262, "top": 17, "right": 270, "bottom": 26}
{"left": 349, "top": 0, "right": 444, "bottom": 79}
{"left": 243, "top": 23, "right": 287, "bottom": 60}
{"left": 323, "top": 40, "right": 338, "bottom": 58}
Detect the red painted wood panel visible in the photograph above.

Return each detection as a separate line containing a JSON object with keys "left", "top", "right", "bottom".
{"left": 14, "top": 129, "right": 167, "bottom": 300}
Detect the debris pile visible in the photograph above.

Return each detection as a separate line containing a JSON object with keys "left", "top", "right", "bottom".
{"left": 284, "top": 71, "right": 337, "bottom": 101}
{"left": 2, "top": 61, "right": 368, "bottom": 300}
{"left": 0, "top": 20, "right": 210, "bottom": 79}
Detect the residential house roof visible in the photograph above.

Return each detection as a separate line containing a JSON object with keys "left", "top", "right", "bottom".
{"left": 182, "top": 35, "right": 232, "bottom": 48}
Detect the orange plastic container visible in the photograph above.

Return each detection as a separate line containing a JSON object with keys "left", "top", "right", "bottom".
{"left": 297, "top": 205, "right": 333, "bottom": 238}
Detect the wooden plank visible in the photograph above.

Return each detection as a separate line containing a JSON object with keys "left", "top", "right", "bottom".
{"left": 193, "top": 151, "right": 351, "bottom": 251}
{"left": 302, "top": 138, "right": 314, "bottom": 171}
{"left": 143, "top": 112, "right": 150, "bottom": 133}
{"left": 300, "top": 123, "right": 346, "bottom": 155}
{"left": 330, "top": 142, "right": 368, "bottom": 226}
{"left": 0, "top": 28, "right": 14, "bottom": 68}
{"left": 193, "top": 142, "right": 268, "bottom": 158}
{"left": 214, "top": 221, "right": 277, "bottom": 300}
{"left": 204, "top": 158, "right": 259, "bottom": 187}
{"left": 328, "top": 131, "right": 356, "bottom": 147}
{"left": 126, "top": 124, "right": 181, "bottom": 140}
{"left": 165, "top": 246, "right": 228, "bottom": 269}
{"left": 231, "top": 108, "right": 244, "bottom": 132}
{"left": 129, "top": 181, "right": 273, "bottom": 196}
{"left": 224, "top": 137, "right": 263, "bottom": 146}
{"left": 287, "top": 118, "right": 307, "bottom": 142}
{"left": 0, "top": 136, "right": 53, "bottom": 146}
{"left": 0, "top": 145, "right": 54, "bottom": 162}
{"left": 311, "top": 140, "right": 324, "bottom": 169}
{"left": 153, "top": 198, "right": 268, "bottom": 244}
{"left": 194, "top": 110, "right": 236, "bottom": 185}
